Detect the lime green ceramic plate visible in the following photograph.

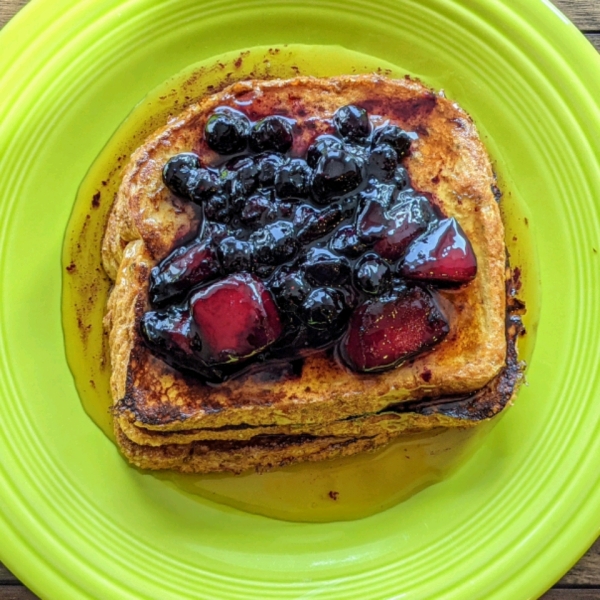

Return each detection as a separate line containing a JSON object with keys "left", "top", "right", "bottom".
{"left": 1, "top": 1, "right": 600, "bottom": 598}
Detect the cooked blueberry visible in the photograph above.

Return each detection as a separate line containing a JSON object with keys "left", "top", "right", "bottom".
{"left": 300, "top": 288, "right": 348, "bottom": 330}
{"left": 296, "top": 204, "right": 344, "bottom": 243}
{"left": 356, "top": 184, "right": 399, "bottom": 242}
{"left": 227, "top": 156, "right": 259, "bottom": 195}
{"left": 368, "top": 144, "right": 398, "bottom": 182}
{"left": 312, "top": 150, "right": 365, "bottom": 203}
{"left": 204, "top": 194, "right": 231, "bottom": 222}
{"left": 250, "top": 116, "right": 294, "bottom": 153}
{"left": 275, "top": 159, "right": 311, "bottom": 199}
{"left": 240, "top": 192, "right": 274, "bottom": 225}
{"left": 188, "top": 168, "right": 221, "bottom": 203}
{"left": 249, "top": 220, "right": 298, "bottom": 265}
{"left": 301, "top": 247, "right": 351, "bottom": 286}
{"left": 333, "top": 105, "right": 371, "bottom": 143}
{"left": 162, "top": 153, "right": 201, "bottom": 197}
{"left": 256, "top": 153, "right": 286, "bottom": 187}
{"left": 354, "top": 253, "right": 392, "bottom": 295}
{"left": 372, "top": 125, "right": 413, "bottom": 158}
{"left": 329, "top": 225, "right": 368, "bottom": 258}
{"left": 270, "top": 269, "right": 311, "bottom": 312}
{"left": 218, "top": 236, "right": 254, "bottom": 273}
{"left": 306, "top": 135, "right": 343, "bottom": 168}
{"left": 205, "top": 109, "right": 250, "bottom": 155}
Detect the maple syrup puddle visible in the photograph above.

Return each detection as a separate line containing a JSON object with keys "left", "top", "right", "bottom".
{"left": 61, "top": 45, "right": 539, "bottom": 522}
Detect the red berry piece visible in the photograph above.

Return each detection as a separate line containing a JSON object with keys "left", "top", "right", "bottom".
{"left": 374, "top": 195, "right": 436, "bottom": 260}
{"left": 191, "top": 273, "right": 283, "bottom": 365}
{"left": 149, "top": 240, "right": 220, "bottom": 306}
{"left": 399, "top": 217, "right": 477, "bottom": 284}
{"left": 341, "top": 286, "right": 449, "bottom": 373}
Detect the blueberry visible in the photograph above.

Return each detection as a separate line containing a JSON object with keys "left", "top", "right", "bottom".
{"left": 354, "top": 253, "right": 392, "bottom": 295}
{"left": 372, "top": 125, "right": 413, "bottom": 158}
{"left": 306, "top": 135, "right": 343, "bottom": 168}
{"left": 240, "top": 192, "right": 274, "bottom": 225}
{"left": 275, "top": 159, "right": 311, "bottom": 199}
{"left": 188, "top": 168, "right": 221, "bottom": 203}
{"left": 228, "top": 156, "right": 259, "bottom": 195}
{"left": 329, "top": 225, "right": 368, "bottom": 258}
{"left": 300, "top": 288, "right": 348, "bottom": 330}
{"left": 301, "top": 247, "right": 351, "bottom": 286}
{"left": 256, "top": 153, "right": 286, "bottom": 187}
{"left": 205, "top": 109, "right": 250, "bottom": 155}
{"left": 162, "top": 153, "right": 201, "bottom": 198}
{"left": 312, "top": 149, "right": 365, "bottom": 203}
{"left": 333, "top": 105, "right": 371, "bottom": 143}
{"left": 218, "top": 237, "right": 254, "bottom": 273}
{"left": 250, "top": 116, "right": 294, "bottom": 154}
{"left": 203, "top": 194, "right": 230, "bottom": 222}
{"left": 368, "top": 144, "right": 398, "bottom": 182}
{"left": 249, "top": 221, "right": 298, "bottom": 265}
{"left": 270, "top": 269, "right": 311, "bottom": 312}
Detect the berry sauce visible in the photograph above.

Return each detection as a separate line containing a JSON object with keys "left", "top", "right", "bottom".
{"left": 143, "top": 104, "right": 478, "bottom": 383}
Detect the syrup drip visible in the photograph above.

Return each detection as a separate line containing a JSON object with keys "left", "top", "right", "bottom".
{"left": 62, "top": 45, "right": 538, "bottom": 522}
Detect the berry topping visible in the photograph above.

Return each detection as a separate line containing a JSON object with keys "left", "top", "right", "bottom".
{"left": 374, "top": 194, "right": 436, "bottom": 260}
{"left": 190, "top": 273, "right": 282, "bottom": 365}
{"left": 227, "top": 156, "right": 259, "bottom": 196}
{"left": 354, "top": 253, "right": 392, "bottom": 295}
{"left": 274, "top": 159, "right": 312, "bottom": 199}
{"left": 149, "top": 240, "right": 220, "bottom": 306}
{"left": 203, "top": 194, "right": 231, "bottom": 222}
{"left": 218, "top": 237, "right": 254, "bottom": 273}
{"left": 147, "top": 104, "right": 477, "bottom": 382}
{"left": 205, "top": 109, "right": 250, "bottom": 155}
{"left": 399, "top": 217, "right": 477, "bottom": 284}
{"left": 333, "top": 105, "right": 371, "bottom": 143}
{"left": 312, "top": 149, "right": 365, "bottom": 203}
{"left": 162, "top": 153, "right": 201, "bottom": 197}
{"left": 300, "top": 288, "right": 348, "bottom": 330}
{"left": 256, "top": 153, "right": 285, "bottom": 187}
{"left": 249, "top": 220, "right": 298, "bottom": 265}
{"left": 250, "top": 116, "right": 294, "bottom": 154}
{"left": 368, "top": 144, "right": 398, "bottom": 182}
{"left": 141, "top": 307, "right": 194, "bottom": 356}
{"left": 341, "top": 286, "right": 449, "bottom": 372}
{"left": 188, "top": 168, "right": 221, "bottom": 203}
{"left": 240, "top": 192, "right": 274, "bottom": 225}
{"left": 329, "top": 225, "right": 368, "bottom": 258}
{"left": 372, "top": 125, "right": 413, "bottom": 158}
{"left": 271, "top": 269, "right": 311, "bottom": 312}
{"left": 296, "top": 204, "right": 344, "bottom": 243}
{"left": 301, "top": 247, "right": 351, "bottom": 286}
{"left": 306, "top": 135, "right": 343, "bottom": 168}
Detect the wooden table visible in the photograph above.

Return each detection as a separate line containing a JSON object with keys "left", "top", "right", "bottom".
{"left": 0, "top": 0, "right": 598, "bottom": 598}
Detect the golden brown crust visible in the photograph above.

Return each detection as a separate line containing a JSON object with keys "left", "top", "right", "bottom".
{"left": 102, "top": 74, "right": 511, "bottom": 471}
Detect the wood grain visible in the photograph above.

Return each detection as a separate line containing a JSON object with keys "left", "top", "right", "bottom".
{"left": 0, "top": 0, "right": 598, "bottom": 599}
{"left": 553, "top": 0, "right": 600, "bottom": 29}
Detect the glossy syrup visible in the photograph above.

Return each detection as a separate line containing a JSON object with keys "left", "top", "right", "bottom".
{"left": 62, "top": 45, "right": 539, "bottom": 522}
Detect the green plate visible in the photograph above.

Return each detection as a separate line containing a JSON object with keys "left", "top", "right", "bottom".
{"left": 1, "top": 1, "right": 599, "bottom": 598}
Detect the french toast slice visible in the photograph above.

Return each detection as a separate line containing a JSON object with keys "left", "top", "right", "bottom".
{"left": 102, "top": 75, "right": 512, "bottom": 471}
